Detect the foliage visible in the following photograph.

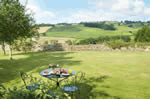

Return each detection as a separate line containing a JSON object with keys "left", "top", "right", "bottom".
{"left": 129, "top": 31, "right": 133, "bottom": 33}
{"left": 50, "top": 40, "right": 58, "bottom": 45}
{"left": 105, "top": 40, "right": 131, "bottom": 49}
{"left": 103, "top": 24, "right": 116, "bottom": 30}
{"left": 76, "top": 36, "right": 131, "bottom": 45}
{"left": 42, "top": 33, "right": 46, "bottom": 36}
{"left": 65, "top": 40, "right": 79, "bottom": 45}
{"left": 57, "top": 23, "right": 72, "bottom": 26}
{"left": 0, "top": 0, "right": 38, "bottom": 45}
{"left": 134, "top": 26, "right": 150, "bottom": 42}
{"left": 128, "top": 24, "right": 133, "bottom": 28}
{"left": 135, "top": 42, "right": 150, "bottom": 48}
{"left": 44, "top": 40, "right": 49, "bottom": 45}
{"left": 0, "top": 0, "right": 39, "bottom": 59}
{"left": 48, "top": 25, "right": 81, "bottom": 32}
{"left": 65, "top": 40, "right": 73, "bottom": 45}
{"left": 78, "top": 38, "right": 97, "bottom": 45}
{"left": 83, "top": 22, "right": 116, "bottom": 30}
{"left": 124, "top": 20, "right": 145, "bottom": 24}
{"left": 36, "top": 23, "right": 55, "bottom": 27}
{"left": 13, "top": 39, "right": 37, "bottom": 52}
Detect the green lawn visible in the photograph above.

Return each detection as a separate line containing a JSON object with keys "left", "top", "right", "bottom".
{"left": 43, "top": 24, "right": 138, "bottom": 40}
{"left": 1, "top": 51, "right": 150, "bottom": 99}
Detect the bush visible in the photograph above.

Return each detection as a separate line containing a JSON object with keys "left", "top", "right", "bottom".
{"left": 128, "top": 24, "right": 133, "bottom": 28}
{"left": 75, "top": 36, "right": 131, "bottom": 45}
{"left": 78, "top": 38, "right": 97, "bottom": 45}
{"left": 42, "top": 33, "right": 46, "bottom": 36}
{"left": 44, "top": 40, "right": 49, "bottom": 45}
{"left": 105, "top": 40, "right": 130, "bottom": 49}
{"left": 65, "top": 40, "right": 78, "bottom": 45}
{"left": 13, "top": 40, "right": 35, "bottom": 52}
{"left": 129, "top": 31, "right": 132, "bottom": 33}
{"left": 121, "top": 36, "right": 131, "bottom": 42}
{"left": 103, "top": 24, "right": 116, "bottom": 30}
{"left": 134, "top": 26, "right": 150, "bottom": 42}
{"left": 83, "top": 22, "right": 116, "bottom": 30}
{"left": 65, "top": 40, "right": 73, "bottom": 45}
{"left": 50, "top": 40, "right": 58, "bottom": 45}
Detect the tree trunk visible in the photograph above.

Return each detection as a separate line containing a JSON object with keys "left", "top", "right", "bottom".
{"left": 9, "top": 45, "right": 13, "bottom": 60}
{"left": 2, "top": 41, "right": 6, "bottom": 55}
{"left": 30, "top": 38, "right": 33, "bottom": 52}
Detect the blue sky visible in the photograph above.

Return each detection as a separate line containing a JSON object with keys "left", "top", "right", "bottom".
{"left": 20, "top": 0, "right": 150, "bottom": 24}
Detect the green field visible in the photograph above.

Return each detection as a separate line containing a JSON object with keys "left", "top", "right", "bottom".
{"left": 43, "top": 24, "right": 139, "bottom": 40}
{"left": 1, "top": 51, "right": 150, "bottom": 99}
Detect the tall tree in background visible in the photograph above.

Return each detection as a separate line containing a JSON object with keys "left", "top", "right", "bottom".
{"left": 0, "top": 14, "right": 7, "bottom": 55}
{"left": 134, "top": 26, "right": 150, "bottom": 42}
{"left": 0, "top": 0, "right": 39, "bottom": 60}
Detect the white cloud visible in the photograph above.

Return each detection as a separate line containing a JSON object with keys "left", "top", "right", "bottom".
{"left": 85, "top": 0, "right": 150, "bottom": 22}
{"left": 19, "top": 0, "right": 150, "bottom": 24}
{"left": 92, "top": 0, "right": 150, "bottom": 16}
{"left": 70, "top": 11, "right": 126, "bottom": 23}
{"left": 19, "top": 0, "right": 56, "bottom": 24}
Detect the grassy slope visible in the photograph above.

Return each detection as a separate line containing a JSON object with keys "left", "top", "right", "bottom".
{"left": 1, "top": 51, "right": 150, "bottom": 99}
{"left": 44, "top": 24, "right": 138, "bottom": 40}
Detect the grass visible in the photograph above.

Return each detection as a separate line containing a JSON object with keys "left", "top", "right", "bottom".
{"left": 1, "top": 51, "right": 150, "bottom": 99}
{"left": 43, "top": 24, "right": 138, "bottom": 40}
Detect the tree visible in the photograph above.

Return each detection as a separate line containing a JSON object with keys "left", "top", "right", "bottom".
{"left": 134, "top": 26, "right": 150, "bottom": 42}
{"left": 128, "top": 24, "right": 133, "bottom": 28}
{"left": 0, "top": 14, "right": 7, "bottom": 55}
{"left": 0, "top": 0, "right": 39, "bottom": 60}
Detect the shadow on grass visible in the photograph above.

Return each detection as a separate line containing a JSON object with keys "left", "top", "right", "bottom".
{"left": 66, "top": 75, "right": 121, "bottom": 99}
{"left": 0, "top": 51, "right": 81, "bottom": 83}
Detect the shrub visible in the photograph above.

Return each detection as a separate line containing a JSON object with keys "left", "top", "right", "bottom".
{"left": 13, "top": 40, "right": 35, "bottom": 52}
{"left": 75, "top": 36, "right": 131, "bottom": 45}
{"left": 121, "top": 36, "right": 131, "bottom": 42}
{"left": 78, "top": 38, "right": 97, "bottom": 45}
{"left": 83, "top": 22, "right": 116, "bottom": 30}
{"left": 128, "top": 24, "right": 133, "bottom": 28}
{"left": 42, "top": 33, "right": 46, "bottom": 36}
{"left": 65, "top": 40, "right": 73, "bottom": 45}
{"left": 50, "top": 40, "right": 58, "bottom": 45}
{"left": 134, "top": 26, "right": 150, "bottom": 42}
{"left": 105, "top": 40, "right": 130, "bottom": 49}
{"left": 44, "top": 40, "right": 49, "bottom": 45}
{"left": 103, "top": 24, "right": 116, "bottom": 30}
{"left": 129, "top": 31, "right": 132, "bottom": 33}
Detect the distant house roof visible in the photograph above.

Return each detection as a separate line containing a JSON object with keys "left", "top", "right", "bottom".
{"left": 37, "top": 27, "right": 52, "bottom": 34}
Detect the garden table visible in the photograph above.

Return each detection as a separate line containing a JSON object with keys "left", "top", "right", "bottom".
{"left": 40, "top": 68, "right": 75, "bottom": 88}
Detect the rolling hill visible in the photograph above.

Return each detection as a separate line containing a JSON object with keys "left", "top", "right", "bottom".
{"left": 41, "top": 24, "right": 141, "bottom": 40}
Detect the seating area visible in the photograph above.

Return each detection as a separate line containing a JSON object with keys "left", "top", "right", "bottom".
{"left": 0, "top": 70, "right": 85, "bottom": 99}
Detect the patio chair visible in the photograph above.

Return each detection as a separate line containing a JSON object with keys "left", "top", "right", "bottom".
{"left": 20, "top": 71, "right": 39, "bottom": 90}
{"left": 61, "top": 71, "right": 85, "bottom": 97}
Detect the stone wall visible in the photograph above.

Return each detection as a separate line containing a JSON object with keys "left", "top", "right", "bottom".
{"left": 1, "top": 43, "right": 150, "bottom": 52}
{"left": 61, "top": 44, "right": 150, "bottom": 52}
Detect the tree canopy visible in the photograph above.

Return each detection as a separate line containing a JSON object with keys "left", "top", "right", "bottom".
{"left": 134, "top": 26, "right": 150, "bottom": 42}
{"left": 0, "top": 0, "right": 39, "bottom": 59}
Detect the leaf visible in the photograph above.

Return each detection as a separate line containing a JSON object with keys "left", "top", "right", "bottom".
{"left": 46, "top": 94, "right": 53, "bottom": 98}
{"left": 35, "top": 91, "right": 42, "bottom": 99}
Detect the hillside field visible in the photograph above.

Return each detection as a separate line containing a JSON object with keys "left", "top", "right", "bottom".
{"left": 42, "top": 24, "right": 140, "bottom": 40}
